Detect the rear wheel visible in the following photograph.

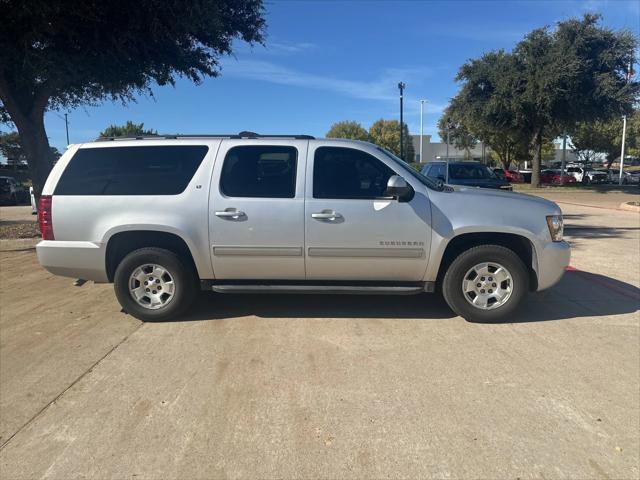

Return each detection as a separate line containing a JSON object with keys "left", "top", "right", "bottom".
{"left": 114, "top": 247, "right": 197, "bottom": 321}
{"left": 442, "top": 245, "right": 529, "bottom": 323}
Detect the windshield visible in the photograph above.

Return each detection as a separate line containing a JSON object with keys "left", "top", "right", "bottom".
{"left": 375, "top": 147, "right": 442, "bottom": 190}
{"left": 448, "top": 164, "right": 498, "bottom": 180}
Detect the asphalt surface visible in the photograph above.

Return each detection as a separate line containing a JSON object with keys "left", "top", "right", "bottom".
{"left": 0, "top": 192, "right": 638, "bottom": 479}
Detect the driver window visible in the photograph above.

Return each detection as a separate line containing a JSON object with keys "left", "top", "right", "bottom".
{"left": 313, "top": 146, "right": 396, "bottom": 199}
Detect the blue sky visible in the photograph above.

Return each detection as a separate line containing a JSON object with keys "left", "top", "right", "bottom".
{"left": 43, "top": 0, "right": 639, "bottom": 151}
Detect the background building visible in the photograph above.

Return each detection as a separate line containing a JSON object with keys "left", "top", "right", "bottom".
{"left": 410, "top": 134, "right": 581, "bottom": 166}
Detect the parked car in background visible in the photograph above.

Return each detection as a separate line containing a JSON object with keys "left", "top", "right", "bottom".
{"left": 35, "top": 134, "right": 569, "bottom": 323}
{"left": 0, "top": 176, "right": 18, "bottom": 204}
{"left": 607, "top": 169, "right": 640, "bottom": 185}
{"left": 422, "top": 161, "right": 512, "bottom": 190}
{"left": 493, "top": 168, "right": 524, "bottom": 183}
{"left": 540, "top": 169, "right": 577, "bottom": 185}
{"left": 566, "top": 166, "right": 608, "bottom": 184}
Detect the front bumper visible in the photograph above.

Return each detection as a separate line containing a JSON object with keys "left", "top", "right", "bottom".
{"left": 536, "top": 240, "right": 571, "bottom": 291}
{"left": 36, "top": 240, "right": 109, "bottom": 282}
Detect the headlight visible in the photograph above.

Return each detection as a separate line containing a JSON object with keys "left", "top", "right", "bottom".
{"left": 546, "top": 215, "right": 563, "bottom": 242}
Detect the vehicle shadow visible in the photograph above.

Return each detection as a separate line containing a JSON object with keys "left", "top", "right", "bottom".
{"left": 176, "top": 270, "right": 639, "bottom": 324}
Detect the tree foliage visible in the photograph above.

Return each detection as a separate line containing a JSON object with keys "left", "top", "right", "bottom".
{"left": 0, "top": 0, "right": 266, "bottom": 195}
{"left": 0, "top": 131, "right": 60, "bottom": 166}
{"left": 100, "top": 121, "right": 157, "bottom": 138}
{"left": 368, "top": 119, "right": 415, "bottom": 161}
{"left": 450, "top": 14, "right": 638, "bottom": 185}
{"left": 326, "top": 121, "right": 370, "bottom": 141}
{"left": 572, "top": 110, "right": 639, "bottom": 167}
{"left": 437, "top": 105, "right": 478, "bottom": 159}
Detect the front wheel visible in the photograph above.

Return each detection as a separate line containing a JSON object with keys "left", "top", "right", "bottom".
{"left": 114, "top": 247, "right": 198, "bottom": 321}
{"left": 442, "top": 245, "right": 529, "bottom": 323}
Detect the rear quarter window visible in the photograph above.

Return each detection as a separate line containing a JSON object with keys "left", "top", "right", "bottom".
{"left": 54, "top": 145, "right": 208, "bottom": 195}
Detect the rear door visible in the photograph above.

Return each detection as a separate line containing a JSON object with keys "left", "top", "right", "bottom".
{"left": 304, "top": 143, "right": 431, "bottom": 281}
{"left": 209, "top": 140, "right": 308, "bottom": 279}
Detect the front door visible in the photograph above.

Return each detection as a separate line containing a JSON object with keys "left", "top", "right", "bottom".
{"left": 304, "top": 144, "right": 431, "bottom": 281}
{"left": 209, "top": 140, "right": 308, "bottom": 279}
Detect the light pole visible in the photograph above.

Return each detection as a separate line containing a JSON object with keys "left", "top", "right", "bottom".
{"left": 619, "top": 61, "right": 634, "bottom": 186}
{"left": 445, "top": 117, "right": 451, "bottom": 160}
{"left": 419, "top": 99, "right": 425, "bottom": 163}
{"left": 619, "top": 115, "right": 627, "bottom": 185}
{"left": 398, "top": 82, "right": 406, "bottom": 161}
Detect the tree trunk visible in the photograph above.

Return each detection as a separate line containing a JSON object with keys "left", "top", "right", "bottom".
{"left": 531, "top": 129, "right": 543, "bottom": 187}
{"left": 0, "top": 78, "right": 53, "bottom": 199}
{"left": 16, "top": 113, "right": 53, "bottom": 199}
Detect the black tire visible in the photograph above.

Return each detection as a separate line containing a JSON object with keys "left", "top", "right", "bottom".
{"left": 114, "top": 247, "right": 198, "bottom": 321}
{"left": 442, "top": 245, "right": 529, "bottom": 323}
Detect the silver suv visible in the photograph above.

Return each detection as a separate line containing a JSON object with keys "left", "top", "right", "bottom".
{"left": 36, "top": 134, "right": 570, "bottom": 323}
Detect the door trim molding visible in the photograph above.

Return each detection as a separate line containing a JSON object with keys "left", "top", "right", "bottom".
{"left": 213, "top": 246, "right": 303, "bottom": 257}
{"left": 307, "top": 247, "right": 424, "bottom": 258}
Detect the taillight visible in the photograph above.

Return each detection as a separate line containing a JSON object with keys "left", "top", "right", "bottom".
{"left": 38, "top": 195, "right": 54, "bottom": 240}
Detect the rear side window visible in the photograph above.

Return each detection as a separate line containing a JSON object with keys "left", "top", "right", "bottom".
{"left": 54, "top": 145, "right": 208, "bottom": 195}
{"left": 313, "top": 147, "right": 396, "bottom": 199}
{"left": 220, "top": 146, "right": 297, "bottom": 198}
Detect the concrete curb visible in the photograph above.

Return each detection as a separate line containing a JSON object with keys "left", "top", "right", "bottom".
{"left": 619, "top": 202, "right": 640, "bottom": 213}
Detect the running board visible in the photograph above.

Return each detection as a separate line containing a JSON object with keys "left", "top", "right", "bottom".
{"left": 204, "top": 281, "right": 435, "bottom": 295}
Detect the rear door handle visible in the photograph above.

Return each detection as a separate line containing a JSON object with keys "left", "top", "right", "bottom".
{"left": 215, "top": 209, "right": 245, "bottom": 219}
{"left": 311, "top": 211, "right": 342, "bottom": 220}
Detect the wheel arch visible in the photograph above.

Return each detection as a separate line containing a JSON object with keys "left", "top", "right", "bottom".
{"left": 435, "top": 232, "right": 538, "bottom": 291}
{"left": 105, "top": 230, "right": 199, "bottom": 282}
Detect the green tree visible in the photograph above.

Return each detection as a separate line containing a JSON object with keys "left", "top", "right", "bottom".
{"left": 571, "top": 111, "right": 640, "bottom": 167}
{"left": 0, "top": 0, "right": 265, "bottom": 196}
{"left": 326, "top": 121, "right": 370, "bottom": 141}
{"left": 454, "top": 15, "right": 638, "bottom": 186}
{"left": 100, "top": 121, "right": 157, "bottom": 138}
{"left": 0, "top": 131, "right": 61, "bottom": 168}
{"left": 437, "top": 106, "right": 478, "bottom": 159}
{"left": 368, "top": 119, "right": 415, "bottom": 162}
{"left": 0, "top": 131, "right": 24, "bottom": 167}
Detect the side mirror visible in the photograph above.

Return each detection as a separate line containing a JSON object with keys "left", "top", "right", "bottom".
{"left": 385, "top": 175, "right": 414, "bottom": 202}
{"left": 437, "top": 174, "right": 446, "bottom": 182}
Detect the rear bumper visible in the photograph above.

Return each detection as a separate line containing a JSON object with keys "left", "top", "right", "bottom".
{"left": 36, "top": 240, "right": 109, "bottom": 282}
{"left": 536, "top": 240, "right": 571, "bottom": 291}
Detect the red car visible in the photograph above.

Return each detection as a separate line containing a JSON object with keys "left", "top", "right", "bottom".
{"left": 540, "top": 169, "right": 577, "bottom": 185}
{"left": 493, "top": 168, "right": 524, "bottom": 183}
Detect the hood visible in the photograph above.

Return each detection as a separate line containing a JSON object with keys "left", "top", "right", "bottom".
{"left": 450, "top": 185, "right": 561, "bottom": 213}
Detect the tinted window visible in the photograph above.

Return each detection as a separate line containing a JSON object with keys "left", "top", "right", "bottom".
{"left": 314, "top": 147, "right": 396, "bottom": 199}
{"left": 425, "top": 163, "right": 446, "bottom": 179}
{"left": 449, "top": 164, "right": 496, "bottom": 180}
{"left": 55, "top": 146, "right": 208, "bottom": 195}
{"left": 220, "top": 146, "right": 297, "bottom": 198}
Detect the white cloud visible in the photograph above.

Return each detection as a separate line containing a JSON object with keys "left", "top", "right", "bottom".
{"left": 221, "top": 59, "right": 446, "bottom": 114}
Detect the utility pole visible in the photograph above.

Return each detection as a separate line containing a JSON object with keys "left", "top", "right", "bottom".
{"left": 64, "top": 113, "right": 69, "bottom": 145}
{"left": 419, "top": 99, "right": 425, "bottom": 163}
{"left": 398, "top": 82, "right": 406, "bottom": 161}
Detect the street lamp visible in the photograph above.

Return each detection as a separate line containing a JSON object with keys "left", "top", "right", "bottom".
{"left": 398, "top": 82, "right": 406, "bottom": 160}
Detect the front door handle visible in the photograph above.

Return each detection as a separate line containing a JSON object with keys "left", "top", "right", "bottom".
{"left": 215, "top": 209, "right": 245, "bottom": 219}
{"left": 311, "top": 211, "right": 342, "bottom": 221}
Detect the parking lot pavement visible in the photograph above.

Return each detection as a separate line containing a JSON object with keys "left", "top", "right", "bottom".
{"left": 0, "top": 199, "right": 638, "bottom": 479}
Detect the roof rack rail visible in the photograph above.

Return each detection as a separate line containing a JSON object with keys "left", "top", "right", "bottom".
{"left": 95, "top": 132, "right": 315, "bottom": 141}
